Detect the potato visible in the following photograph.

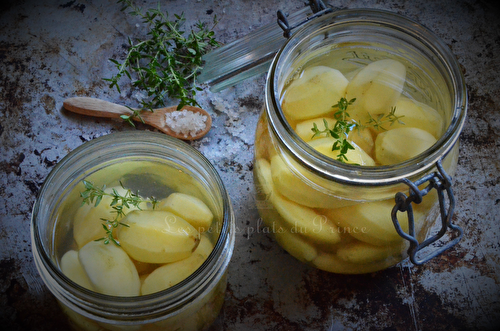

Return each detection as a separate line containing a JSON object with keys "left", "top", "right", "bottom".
{"left": 60, "top": 250, "right": 94, "bottom": 290}
{"left": 73, "top": 186, "right": 142, "bottom": 248}
{"left": 116, "top": 210, "right": 200, "bottom": 264}
{"left": 308, "top": 137, "right": 376, "bottom": 166}
{"left": 270, "top": 190, "right": 341, "bottom": 245}
{"left": 78, "top": 241, "right": 140, "bottom": 296}
{"left": 254, "top": 158, "right": 274, "bottom": 197}
{"left": 273, "top": 225, "right": 318, "bottom": 262}
{"left": 295, "top": 117, "right": 337, "bottom": 142}
{"left": 336, "top": 241, "right": 406, "bottom": 264}
{"left": 255, "top": 157, "right": 342, "bottom": 244}
{"left": 195, "top": 234, "right": 215, "bottom": 259}
{"left": 389, "top": 97, "right": 444, "bottom": 138}
{"left": 374, "top": 127, "right": 437, "bottom": 165}
{"left": 282, "top": 66, "right": 349, "bottom": 121}
{"left": 346, "top": 59, "right": 406, "bottom": 120}
{"left": 157, "top": 193, "right": 214, "bottom": 233}
{"left": 312, "top": 251, "right": 399, "bottom": 274}
{"left": 322, "top": 199, "right": 423, "bottom": 246}
{"left": 348, "top": 127, "right": 375, "bottom": 156}
{"left": 140, "top": 235, "right": 212, "bottom": 295}
{"left": 270, "top": 154, "right": 352, "bottom": 208}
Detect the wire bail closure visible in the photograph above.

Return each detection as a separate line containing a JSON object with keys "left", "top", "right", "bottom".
{"left": 392, "top": 160, "right": 463, "bottom": 265}
{"left": 278, "top": 0, "right": 333, "bottom": 38}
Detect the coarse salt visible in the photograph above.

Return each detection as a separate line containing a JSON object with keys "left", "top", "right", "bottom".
{"left": 164, "top": 109, "right": 207, "bottom": 138}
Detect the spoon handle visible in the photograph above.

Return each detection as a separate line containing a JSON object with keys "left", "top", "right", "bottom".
{"left": 63, "top": 97, "right": 134, "bottom": 119}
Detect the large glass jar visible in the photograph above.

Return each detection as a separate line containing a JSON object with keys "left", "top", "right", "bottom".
{"left": 31, "top": 131, "right": 235, "bottom": 330}
{"left": 253, "top": 9, "right": 467, "bottom": 274}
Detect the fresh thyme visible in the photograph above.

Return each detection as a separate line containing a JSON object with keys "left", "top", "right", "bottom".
{"left": 80, "top": 180, "right": 159, "bottom": 246}
{"left": 104, "top": 0, "right": 219, "bottom": 125}
{"left": 311, "top": 97, "right": 404, "bottom": 162}
{"left": 360, "top": 106, "right": 405, "bottom": 132}
{"left": 311, "top": 98, "right": 357, "bottom": 162}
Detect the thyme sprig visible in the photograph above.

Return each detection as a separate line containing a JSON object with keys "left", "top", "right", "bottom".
{"left": 311, "top": 98, "right": 357, "bottom": 162}
{"left": 311, "top": 97, "right": 405, "bottom": 162}
{"left": 104, "top": 0, "right": 219, "bottom": 125}
{"left": 359, "top": 106, "right": 405, "bottom": 132}
{"left": 80, "top": 180, "right": 159, "bottom": 246}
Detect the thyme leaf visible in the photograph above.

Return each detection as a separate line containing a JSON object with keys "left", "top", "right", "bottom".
{"left": 104, "top": 0, "right": 219, "bottom": 124}
{"left": 80, "top": 180, "right": 159, "bottom": 246}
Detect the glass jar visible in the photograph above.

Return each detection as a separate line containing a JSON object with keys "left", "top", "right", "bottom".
{"left": 31, "top": 131, "right": 235, "bottom": 330}
{"left": 253, "top": 9, "right": 467, "bottom": 273}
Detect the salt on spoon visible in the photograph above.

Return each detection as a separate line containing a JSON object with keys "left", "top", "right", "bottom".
{"left": 63, "top": 97, "right": 212, "bottom": 140}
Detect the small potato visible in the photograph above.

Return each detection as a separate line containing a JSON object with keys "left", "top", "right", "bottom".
{"left": 312, "top": 251, "right": 399, "bottom": 274}
{"left": 78, "top": 241, "right": 140, "bottom": 297}
{"left": 270, "top": 154, "right": 353, "bottom": 209}
{"left": 346, "top": 59, "right": 406, "bottom": 120}
{"left": 390, "top": 97, "right": 444, "bottom": 138}
{"left": 374, "top": 127, "right": 437, "bottom": 165}
{"left": 60, "top": 250, "right": 94, "bottom": 290}
{"left": 195, "top": 234, "right": 215, "bottom": 259}
{"left": 336, "top": 241, "right": 406, "bottom": 264}
{"left": 157, "top": 193, "right": 214, "bottom": 233}
{"left": 117, "top": 210, "right": 200, "bottom": 264}
{"left": 141, "top": 253, "right": 206, "bottom": 295}
{"left": 270, "top": 190, "right": 341, "bottom": 245}
{"left": 282, "top": 66, "right": 349, "bottom": 121}
{"left": 273, "top": 225, "right": 318, "bottom": 262}
{"left": 308, "top": 137, "right": 376, "bottom": 166}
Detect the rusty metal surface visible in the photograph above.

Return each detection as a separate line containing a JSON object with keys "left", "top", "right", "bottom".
{"left": 1, "top": 0, "right": 499, "bottom": 330}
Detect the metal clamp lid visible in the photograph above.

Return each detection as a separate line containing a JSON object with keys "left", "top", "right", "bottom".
{"left": 198, "top": 1, "right": 332, "bottom": 91}
{"left": 392, "top": 160, "right": 463, "bottom": 265}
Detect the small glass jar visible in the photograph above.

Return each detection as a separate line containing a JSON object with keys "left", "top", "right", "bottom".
{"left": 253, "top": 9, "right": 467, "bottom": 273}
{"left": 31, "top": 131, "right": 235, "bottom": 330}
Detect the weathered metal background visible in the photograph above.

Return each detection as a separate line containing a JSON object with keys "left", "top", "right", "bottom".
{"left": 1, "top": 0, "right": 499, "bottom": 330}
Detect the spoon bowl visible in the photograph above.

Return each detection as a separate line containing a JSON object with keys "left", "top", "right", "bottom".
{"left": 63, "top": 97, "right": 212, "bottom": 140}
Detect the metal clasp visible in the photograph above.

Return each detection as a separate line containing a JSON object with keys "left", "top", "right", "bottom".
{"left": 277, "top": 0, "right": 333, "bottom": 38}
{"left": 392, "top": 160, "right": 463, "bottom": 265}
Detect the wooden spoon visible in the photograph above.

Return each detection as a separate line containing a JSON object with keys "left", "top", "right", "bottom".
{"left": 63, "top": 97, "right": 212, "bottom": 140}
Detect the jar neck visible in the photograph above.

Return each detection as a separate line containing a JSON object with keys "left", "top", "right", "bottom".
{"left": 266, "top": 8, "right": 467, "bottom": 187}
{"left": 31, "top": 132, "right": 235, "bottom": 323}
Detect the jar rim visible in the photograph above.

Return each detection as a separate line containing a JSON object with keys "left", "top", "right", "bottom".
{"left": 266, "top": 8, "right": 467, "bottom": 186}
{"left": 31, "top": 131, "right": 235, "bottom": 321}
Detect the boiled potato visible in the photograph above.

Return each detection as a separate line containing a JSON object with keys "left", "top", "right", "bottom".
{"left": 346, "top": 59, "right": 406, "bottom": 120}
{"left": 78, "top": 241, "right": 140, "bottom": 296}
{"left": 322, "top": 199, "right": 423, "bottom": 246}
{"left": 60, "top": 250, "right": 94, "bottom": 290}
{"left": 282, "top": 66, "right": 349, "bottom": 121}
{"left": 270, "top": 190, "right": 341, "bottom": 245}
{"left": 116, "top": 210, "right": 200, "bottom": 264}
{"left": 270, "top": 154, "right": 353, "bottom": 209}
{"left": 73, "top": 186, "right": 142, "bottom": 248}
{"left": 255, "top": 157, "right": 342, "bottom": 244}
{"left": 348, "top": 126, "right": 375, "bottom": 155}
{"left": 141, "top": 238, "right": 211, "bottom": 295}
{"left": 336, "top": 241, "right": 406, "bottom": 264}
{"left": 375, "top": 127, "right": 437, "bottom": 165}
{"left": 273, "top": 224, "right": 318, "bottom": 262}
{"left": 157, "top": 193, "right": 214, "bottom": 233}
{"left": 390, "top": 97, "right": 444, "bottom": 138}
{"left": 308, "top": 137, "right": 376, "bottom": 166}
{"left": 312, "top": 251, "right": 399, "bottom": 274}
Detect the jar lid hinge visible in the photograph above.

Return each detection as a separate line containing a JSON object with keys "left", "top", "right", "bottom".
{"left": 391, "top": 160, "right": 463, "bottom": 265}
